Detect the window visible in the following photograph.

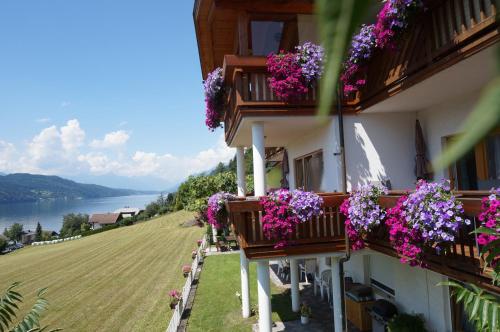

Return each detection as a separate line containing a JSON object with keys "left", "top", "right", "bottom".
{"left": 448, "top": 130, "right": 500, "bottom": 190}
{"left": 249, "top": 18, "right": 298, "bottom": 56}
{"left": 294, "top": 150, "right": 323, "bottom": 192}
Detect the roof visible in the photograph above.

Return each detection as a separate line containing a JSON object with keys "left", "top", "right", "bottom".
{"left": 89, "top": 213, "right": 122, "bottom": 225}
{"left": 113, "top": 207, "right": 142, "bottom": 214}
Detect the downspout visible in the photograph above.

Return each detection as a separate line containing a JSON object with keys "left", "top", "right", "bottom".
{"left": 337, "top": 86, "right": 351, "bottom": 331}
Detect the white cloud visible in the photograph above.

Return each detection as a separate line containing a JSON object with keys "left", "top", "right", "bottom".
{"left": 90, "top": 130, "right": 129, "bottom": 149}
{"left": 60, "top": 119, "right": 85, "bottom": 151}
{"left": 60, "top": 101, "right": 71, "bottom": 108}
{"left": 118, "top": 121, "right": 128, "bottom": 127}
{"left": 0, "top": 120, "right": 234, "bottom": 186}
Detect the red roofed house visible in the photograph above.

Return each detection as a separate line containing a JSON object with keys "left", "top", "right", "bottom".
{"left": 89, "top": 213, "right": 122, "bottom": 230}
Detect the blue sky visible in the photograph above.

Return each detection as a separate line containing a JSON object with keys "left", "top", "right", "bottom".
{"left": 0, "top": 0, "right": 234, "bottom": 190}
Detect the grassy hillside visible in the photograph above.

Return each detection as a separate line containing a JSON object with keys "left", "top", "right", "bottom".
{"left": 0, "top": 211, "right": 203, "bottom": 331}
{"left": 0, "top": 173, "right": 154, "bottom": 203}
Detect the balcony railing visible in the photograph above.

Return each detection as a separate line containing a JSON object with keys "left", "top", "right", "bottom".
{"left": 226, "top": 193, "right": 347, "bottom": 259}
{"left": 222, "top": 55, "right": 318, "bottom": 143}
{"left": 343, "top": 0, "right": 499, "bottom": 110}
{"left": 227, "top": 191, "right": 498, "bottom": 293}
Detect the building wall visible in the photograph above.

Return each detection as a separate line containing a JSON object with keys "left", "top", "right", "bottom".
{"left": 343, "top": 111, "right": 417, "bottom": 191}
{"left": 344, "top": 252, "right": 453, "bottom": 332}
{"left": 286, "top": 118, "right": 343, "bottom": 192}
{"left": 417, "top": 89, "right": 481, "bottom": 181}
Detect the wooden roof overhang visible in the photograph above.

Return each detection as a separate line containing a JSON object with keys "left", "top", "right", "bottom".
{"left": 193, "top": 0, "right": 314, "bottom": 79}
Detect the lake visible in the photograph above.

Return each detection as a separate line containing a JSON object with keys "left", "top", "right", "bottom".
{"left": 0, "top": 195, "right": 158, "bottom": 232}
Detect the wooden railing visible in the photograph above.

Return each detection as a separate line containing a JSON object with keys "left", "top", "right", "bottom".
{"left": 343, "top": 0, "right": 499, "bottom": 110}
{"left": 227, "top": 191, "right": 498, "bottom": 292}
{"left": 226, "top": 193, "right": 347, "bottom": 259}
{"left": 222, "top": 55, "right": 318, "bottom": 143}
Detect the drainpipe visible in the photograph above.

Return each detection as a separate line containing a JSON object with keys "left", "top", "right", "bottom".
{"left": 337, "top": 86, "right": 351, "bottom": 331}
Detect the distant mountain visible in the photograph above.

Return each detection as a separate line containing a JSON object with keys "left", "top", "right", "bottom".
{"left": 0, "top": 173, "right": 157, "bottom": 203}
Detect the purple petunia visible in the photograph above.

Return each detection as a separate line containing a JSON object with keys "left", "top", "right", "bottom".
{"left": 203, "top": 67, "right": 224, "bottom": 131}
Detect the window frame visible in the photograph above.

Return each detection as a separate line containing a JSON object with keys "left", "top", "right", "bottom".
{"left": 294, "top": 149, "right": 323, "bottom": 192}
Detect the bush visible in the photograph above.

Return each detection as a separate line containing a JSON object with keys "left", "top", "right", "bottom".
{"left": 80, "top": 224, "right": 119, "bottom": 237}
{"left": 60, "top": 213, "right": 89, "bottom": 237}
{"left": 119, "top": 217, "right": 134, "bottom": 226}
{"left": 388, "top": 313, "right": 427, "bottom": 332}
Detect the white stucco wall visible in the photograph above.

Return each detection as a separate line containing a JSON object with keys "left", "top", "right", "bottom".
{"left": 286, "top": 118, "right": 343, "bottom": 192}
{"left": 343, "top": 112, "right": 417, "bottom": 191}
{"left": 366, "top": 252, "right": 452, "bottom": 332}
{"left": 417, "top": 89, "right": 481, "bottom": 180}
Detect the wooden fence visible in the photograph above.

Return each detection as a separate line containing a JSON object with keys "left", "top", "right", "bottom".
{"left": 165, "top": 235, "right": 207, "bottom": 332}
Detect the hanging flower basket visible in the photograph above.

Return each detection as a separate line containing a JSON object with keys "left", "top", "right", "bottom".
{"left": 340, "top": 184, "right": 388, "bottom": 250}
{"left": 385, "top": 180, "right": 470, "bottom": 267}
{"left": 182, "top": 265, "right": 191, "bottom": 278}
{"left": 203, "top": 67, "right": 224, "bottom": 131}
{"left": 341, "top": 0, "right": 424, "bottom": 96}
{"left": 476, "top": 189, "right": 499, "bottom": 269}
{"left": 169, "top": 290, "right": 181, "bottom": 309}
{"left": 260, "top": 189, "right": 323, "bottom": 248}
{"left": 207, "top": 192, "right": 237, "bottom": 230}
{"left": 267, "top": 42, "right": 324, "bottom": 101}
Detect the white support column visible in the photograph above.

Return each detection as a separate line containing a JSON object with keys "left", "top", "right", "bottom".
{"left": 257, "top": 260, "right": 272, "bottom": 332}
{"left": 252, "top": 122, "right": 266, "bottom": 196}
{"left": 331, "top": 257, "right": 343, "bottom": 332}
{"left": 240, "top": 250, "right": 250, "bottom": 318}
{"left": 236, "top": 146, "right": 246, "bottom": 197}
{"left": 290, "top": 258, "right": 300, "bottom": 312}
{"left": 212, "top": 227, "right": 217, "bottom": 244}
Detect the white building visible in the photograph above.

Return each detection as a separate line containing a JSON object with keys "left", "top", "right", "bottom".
{"left": 194, "top": 0, "right": 499, "bottom": 331}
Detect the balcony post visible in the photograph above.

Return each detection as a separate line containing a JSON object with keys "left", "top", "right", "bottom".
{"left": 240, "top": 250, "right": 251, "bottom": 318}
{"left": 236, "top": 146, "right": 246, "bottom": 197}
{"left": 257, "top": 260, "right": 272, "bottom": 332}
{"left": 252, "top": 122, "right": 266, "bottom": 196}
{"left": 290, "top": 258, "right": 300, "bottom": 312}
{"left": 331, "top": 257, "right": 343, "bottom": 332}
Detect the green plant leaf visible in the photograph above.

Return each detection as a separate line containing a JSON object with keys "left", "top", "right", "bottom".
{"left": 316, "top": 0, "right": 371, "bottom": 118}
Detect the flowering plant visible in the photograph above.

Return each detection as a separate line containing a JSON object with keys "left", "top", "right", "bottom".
{"left": 475, "top": 189, "right": 499, "bottom": 277}
{"left": 169, "top": 290, "right": 181, "bottom": 309}
{"left": 182, "top": 265, "right": 191, "bottom": 277}
{"left": 203, "top": 67, "right": 224, "bottom": 131}
{"left": 267, "top": 42, "right": 324, "bottom": 101}
{"left": 191, "top": 250, "right": 197, "bottom": 259}
{"left": 197, "top": 239, "right": 203, "bottom": 247}
{"left": 260, "top": 189, "right": 323, "bottom": 248}
{"left": 342, "top": 0, "right": 424, "bottom": 95}
{"left": 340, "top": 184, "right": 388, "bottom": 250}
{"left": 387, "top": 180, "right": 470, "bottom": 266}
{"left": 207, "top": 192, "right": 237, "bottom": 230}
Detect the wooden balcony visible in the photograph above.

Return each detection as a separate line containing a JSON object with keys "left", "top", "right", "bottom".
{"left": 222, "top": 55, "right": 318, "bottom": 144}
{"left": 226, "top": 193, "right": 347, "bottom": 259}
{"left": 343, "top": 0, "right": 499, "bottom": 111}
{"left": 227, "top": 191, "right": 499, "bottom": 293}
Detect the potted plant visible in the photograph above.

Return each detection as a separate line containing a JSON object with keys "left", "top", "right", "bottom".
{"left": 300, "top": 303, "right": 312, "bottom": 325}
{"left": 197, "top": 239, "right": 202, "bottom": 247}
{"left": 388, "top": 313, "right": 427, "bottom": 332}
{"left": 168, "top": 290, "right": 181, "bottom": 309}
{"left": 191, "top": 250, "right": 197, "bottom": 259}
{"left": 182, "top": 265, "right": 191, "bottom": 278}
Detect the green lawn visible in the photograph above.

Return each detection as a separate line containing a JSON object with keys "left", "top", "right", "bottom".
{"left": 0, "top": 211, "right": 204, "bottom": 332}
{"left": 187, "top": 254, "right": 298, "bottom": 332}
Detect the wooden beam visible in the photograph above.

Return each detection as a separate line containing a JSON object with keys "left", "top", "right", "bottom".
{"left": 214, "top": 0, "right": 314, "bottom": 14}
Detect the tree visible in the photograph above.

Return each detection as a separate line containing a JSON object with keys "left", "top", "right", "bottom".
{"left": 35, "top": 222, "right": 42, "bottom": 242}
{"left": 60, "top": 213, "right": 89, "bottom": 237}
{"left": 0, "top": 236, "right": 7, "bottom": 252}
{"left": 0, "top": 282, "right": 61, "bottom": 332}
{"left": 4, "top": 223, "right": 23, "bottom": 242}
